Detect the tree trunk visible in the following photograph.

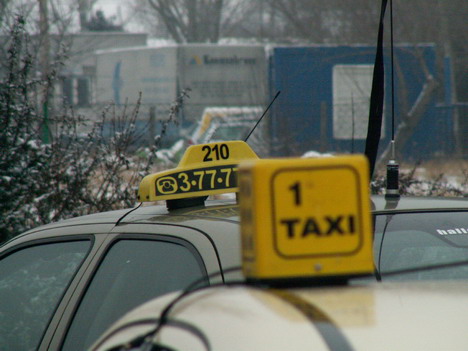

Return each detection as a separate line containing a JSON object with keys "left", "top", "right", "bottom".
{"left": 376, "top": 75, "right": 438, "bottom": 169}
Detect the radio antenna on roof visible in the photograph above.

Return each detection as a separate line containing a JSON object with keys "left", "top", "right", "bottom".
{"left": 364, "top": 0, "right": 387, "bottom": 178}
{"left": 244, "top": 90, "right": 281, "bottom": 142}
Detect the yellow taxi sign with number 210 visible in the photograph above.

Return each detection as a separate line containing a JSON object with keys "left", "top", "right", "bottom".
{"left": 138, "top": 141, "right": 258, "bottom": 202}
{"left": 238, "top": 155, "right": 373, "bottom": 283}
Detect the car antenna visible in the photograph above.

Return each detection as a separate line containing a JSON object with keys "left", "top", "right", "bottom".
{"left": 385, "top": 0, "right": 400, "bottom": 199}
{"left": 364, "top": 0, "right": 387, "bottom": 178}
{"left": 244, "top": 90, "right": 281, "bottom": 142}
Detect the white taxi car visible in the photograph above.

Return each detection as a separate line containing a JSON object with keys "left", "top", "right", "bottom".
{"left": 90, "top": 281, "right": 468, "bottom": 351}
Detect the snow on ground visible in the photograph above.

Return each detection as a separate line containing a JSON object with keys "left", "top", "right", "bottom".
{"left": 301, "top": 151, "right": 467, "bottom": 196}
{"left": 301, "top": 150, "right": 334, "bottom": 158}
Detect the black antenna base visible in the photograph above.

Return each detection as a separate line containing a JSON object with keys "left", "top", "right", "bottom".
{"left": 166, "top": 196, "right": 208, "bottom": 211}
{"left": 385, "top": 159, "right": 400, "bottom": 198}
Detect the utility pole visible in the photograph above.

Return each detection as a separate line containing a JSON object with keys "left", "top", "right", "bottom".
{"left": 39, "top": 0, "right": 51, "bottom": 143}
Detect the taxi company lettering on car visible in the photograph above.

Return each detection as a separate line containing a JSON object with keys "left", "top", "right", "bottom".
{"left": 437, "top": 227, "right": 468, "bottom": 235}
{"left": 155, "top": 165, "right": 238, "bottom": 195}
{"left": 138, "top": 141, "right": 258, "bottom": 202}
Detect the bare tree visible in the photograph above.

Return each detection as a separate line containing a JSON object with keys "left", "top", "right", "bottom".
{"left": 377, "top": 60, "right": 439, "bottom": 167}
{"left": 146, "top": 0, "right": 224, "bottom": 43}
{"left": 129, "top": 0, "right": 252, "bottom": 43}
{"left": 265, "top": 0, "right": 380, "bottom": 43}
{"left": 0, "top": 0, "right": 12, "bottom": 26}
{"left": 267, "top": 0, "right": 467, "bottom": 94}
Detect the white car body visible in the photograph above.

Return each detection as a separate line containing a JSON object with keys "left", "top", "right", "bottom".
{"left": 92, "top": 280, "right": 468, "bottom": 350}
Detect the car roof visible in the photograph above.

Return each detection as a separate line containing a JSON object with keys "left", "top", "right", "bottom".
{"left": 2, "top": 198, "right": 241, "bottom": 258}
{"left": 123, "top": 199, "right": 239, "bottom": 224}
{"left": 13, "top": 198, "right": 238, "bottom": 233}
{"left": 10, "top": 195, "right": 467, "bottom": 242}
{"left": 371, "top": 195, "right": 468, "bottom": 213}
{"left": 92, "top": 280, "right": 468, "bottom": 351}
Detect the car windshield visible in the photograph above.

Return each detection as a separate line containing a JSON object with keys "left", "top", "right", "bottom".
{"left": 374, "top": 211, "right": 468, "bottom": 280}
{"left": 207, "top": 124, "right": 252, "bottom": 142}
{"left": 199, "top": 120, "right": 267, "bottom": 156}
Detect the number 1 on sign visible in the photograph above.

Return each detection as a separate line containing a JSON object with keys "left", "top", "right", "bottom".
{"left": 289, "top": 182, "right": 301, "bottom": 206}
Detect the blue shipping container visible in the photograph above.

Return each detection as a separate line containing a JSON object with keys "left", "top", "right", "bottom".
{"left": 269, "top": 45, "right": 451, "bottom": 160}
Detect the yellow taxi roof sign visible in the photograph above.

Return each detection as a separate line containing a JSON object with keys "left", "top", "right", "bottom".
{"left": 138, "top": 141, "right": 258, "bottom": 202}
{"left": 238, "top": 155, "right": 373, "bottom": 284}
{"left": 178, "top": 140, "right": 258, "bottom": 167}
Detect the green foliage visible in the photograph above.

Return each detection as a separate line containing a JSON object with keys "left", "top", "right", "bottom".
{"left": 0, "top": 16, "right": 46, "bottom": 240}
{"left": 0, "top": 16, "right": 187, "bottom": 243}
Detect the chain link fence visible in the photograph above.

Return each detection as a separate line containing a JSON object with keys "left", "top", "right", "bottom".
{"left": 74, "top": 100, "right": 467, "bottom": 196}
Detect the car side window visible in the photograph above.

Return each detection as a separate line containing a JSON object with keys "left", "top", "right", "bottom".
{"left": 0, "top": 240, "right": 91, "bottom": 351}
{"left": 62, "top": 238, "right": 208, "bottom": 351}
{"left": 374, "top": 212, "right": 468, "bottom": 280}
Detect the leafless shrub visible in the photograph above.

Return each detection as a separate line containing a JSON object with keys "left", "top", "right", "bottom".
{"left": 0, "top": 16, "right": 189, "bottom": 242}
{"left": 371, "top": 165, "right": 468, "bottom": 197}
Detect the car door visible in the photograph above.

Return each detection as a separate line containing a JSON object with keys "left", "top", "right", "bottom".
{"left": 0, "top": 221, "right": 115, "bottom": 351}
{"left": 0, "top": 236, "right": 94, "bottom": 351}
{"left": 49, "top": 223, "right": 222, "bottom": 351}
